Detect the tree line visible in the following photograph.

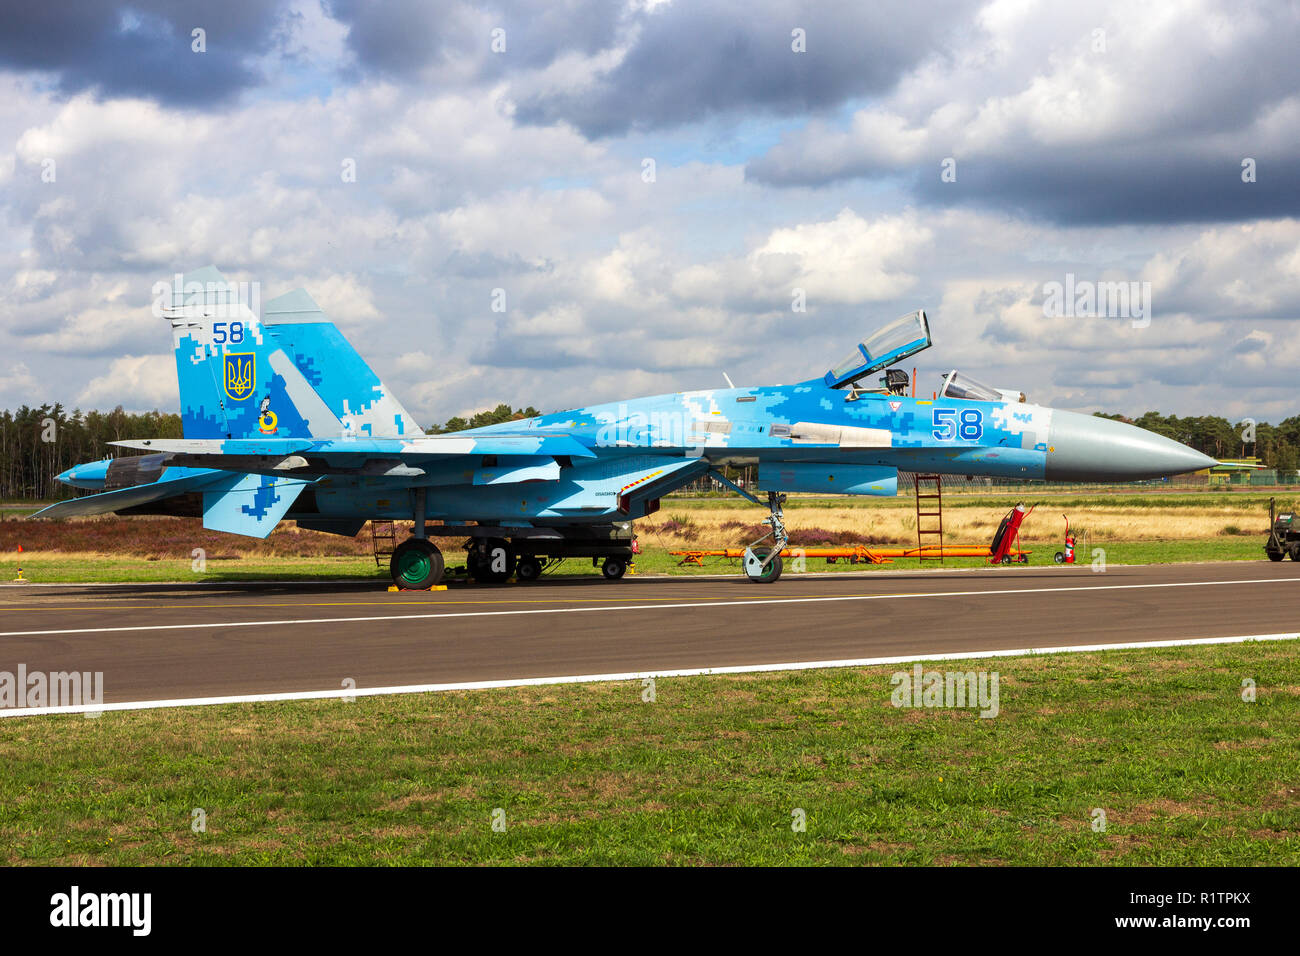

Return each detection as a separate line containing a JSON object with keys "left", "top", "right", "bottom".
{"left": 1, "top": 403, "right": 1294, "bottom": 501}
{"left": 0, "top": 405, "right": 182, "bottom": 501}
{"left": 0, "top": 403, "right": 543, "bottom": 500}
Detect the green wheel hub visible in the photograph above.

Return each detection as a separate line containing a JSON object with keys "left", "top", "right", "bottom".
{"left": 396, "top": 548, "right": 430, "bottom": 584}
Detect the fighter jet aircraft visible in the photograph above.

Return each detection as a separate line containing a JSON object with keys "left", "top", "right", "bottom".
{"left": 37, "top": 267, "right": 1216, "bottom": 587}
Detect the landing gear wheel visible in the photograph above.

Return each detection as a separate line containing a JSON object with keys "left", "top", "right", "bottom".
{"left": 1054, "top": 551, "right": 1065, "bottom": 564}
{"left": 1290, "top": 544, "right": 1300, "bottom": 562}
{"left": 1000, "top": 554, "right": 1012, "bottom": 565}
{"left": 390, "top": 539, "right": 444, "bottom": 590}
{"left": 601, "top": 557, "right": 627, "bottom": 580}
{"left": 744, "top": 546, "right": 783, "bottom": 583}
{"left": 469, "top": 537, "right": 516, "bottom": 583}
{"left": 1018, "top": 554, "right": 1028, "bottom": 564}
{"left": 516, "top": 555, "right": 543, "bottom": 581}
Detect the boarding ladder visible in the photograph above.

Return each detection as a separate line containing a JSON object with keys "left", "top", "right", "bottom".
{"left": 913, "top": 474, "right": 944, "bottom": 563}
{"left": 371, "top": 520, "right": 397, "bottom": 567}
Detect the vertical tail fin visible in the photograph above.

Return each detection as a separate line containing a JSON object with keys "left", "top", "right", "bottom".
{"left": 164, "top": 268, "right": 421, "bottom": 439}
{"left": 262, "top": 289, "right": 423, "bottom": 438}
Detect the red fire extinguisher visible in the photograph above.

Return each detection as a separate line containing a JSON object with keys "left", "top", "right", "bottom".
{"left": 1055, "top": 515, "right": 1075, "bottom": 564}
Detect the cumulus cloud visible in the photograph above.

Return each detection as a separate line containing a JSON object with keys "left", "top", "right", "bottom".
{"left": 76, "top": 354, "right": 178, "bottom": 409}
{"left": 0, "top": 0, "right": 290, "bottom": 105}
{"left": 0, "top": 0, "right": 1296, "bottom": 424}
{"left": 747, "top": 0, "right": 1300, "bottom": 224}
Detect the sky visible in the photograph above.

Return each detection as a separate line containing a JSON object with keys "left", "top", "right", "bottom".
{"left": 1, "top": 0, "right": 1298, "bottom": 427}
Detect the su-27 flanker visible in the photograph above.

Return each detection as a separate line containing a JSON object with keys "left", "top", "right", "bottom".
{"left": 37, "top": 267, "right": 1216, "bottom": 588}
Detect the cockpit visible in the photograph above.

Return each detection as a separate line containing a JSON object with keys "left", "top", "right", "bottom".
{"left": 823, "top": 310, "right": 1027, "bottom": 402}
{"left": 824, "top": 310, "right": 931, "bottom": 392}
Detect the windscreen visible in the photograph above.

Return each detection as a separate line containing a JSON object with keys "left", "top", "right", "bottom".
{"left": 939, "top": 370, "right": 1002, "bottom": 402}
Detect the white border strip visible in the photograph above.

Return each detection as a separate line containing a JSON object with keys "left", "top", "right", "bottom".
{"left": 2, "top": 632, "right": 1294, "bottom": 718}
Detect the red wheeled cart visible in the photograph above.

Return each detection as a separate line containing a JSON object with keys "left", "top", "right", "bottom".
{"left": 989, "top": 503, "right": 1033, "bottom": 564}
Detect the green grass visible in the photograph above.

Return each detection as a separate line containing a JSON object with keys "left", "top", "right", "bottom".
{"left": 1, "top": 536, "right": 1273, "bottom": 584}
{"left": 654, "top": 537, "right": 1269, "bottom": 573}
{"left": 4, "top": 555, "right": 387, "bottom": 584}
{"left": 1, "top": 641, "right": 1296, "bottom": 865}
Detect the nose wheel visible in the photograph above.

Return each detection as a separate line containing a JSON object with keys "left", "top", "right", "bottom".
{"left": 743, "top": 545, "right": 783, "bottom": 583}
{"left": 742, "top": 492, "right": 788, "bottom": 584}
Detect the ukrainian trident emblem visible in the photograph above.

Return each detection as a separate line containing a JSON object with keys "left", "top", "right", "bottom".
{"left": 223, "top": 353, "right": 255, "bottom": 401}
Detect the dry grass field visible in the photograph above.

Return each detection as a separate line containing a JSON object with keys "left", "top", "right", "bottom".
{"left": 0, "top": 491, "right": 1284, "bottom": 580}
{"left": 636, "top": 500, "right": 1277, "bottom": 550}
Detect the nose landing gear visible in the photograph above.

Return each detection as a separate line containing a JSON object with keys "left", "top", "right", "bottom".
{"left": 742, "top": 492, "right": 788, "bottom": 584}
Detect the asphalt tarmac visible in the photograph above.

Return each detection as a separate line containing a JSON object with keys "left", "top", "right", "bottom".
{"left": 1, "top": 561, "right": 1297, "bottom": 708}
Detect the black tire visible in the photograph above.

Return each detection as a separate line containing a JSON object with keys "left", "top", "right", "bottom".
{"left": 1000, "top": 554, "right": 1012, "bottom": 565}
{"left": 1267, "top": 547, "right": 1285, "bottom": 562}
{"left": 1290, "top": 543, "right": 1300, "bottom": 562}
{"left": 1054, "top": 551, "right": 1065, "bottom": 564}
{"left": 1018, "top": 554, "right": 1028, "bottom": 564}
{"left": 469, "top": 538, "right": 515, "bottom": 583}
{"left": 390, "top": 538, "right": 444, "bottom": 590}
{"left": 745, "top": 546, "right": 783, "bottom": 583}
{"left": 601, "top": 557, "right": 627, "bottom": 580}
{"left": 516, "top": 555, "right": 543, "bottom": 581}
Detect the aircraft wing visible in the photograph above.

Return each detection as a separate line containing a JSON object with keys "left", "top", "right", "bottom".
{"left": 29, "top": 467, "right": 227, "bottom": 519}
{"left": 110, "top": 433, "right": 598, "bottom": 474}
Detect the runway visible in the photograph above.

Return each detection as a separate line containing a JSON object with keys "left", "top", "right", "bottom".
{"left": 1, "top": 561, "right": 1298, "bottom": 713}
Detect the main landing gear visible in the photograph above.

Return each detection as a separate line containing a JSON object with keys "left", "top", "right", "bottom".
{"left": 391, "top": 538, "right": 445, "bottom": 590}
{"left": 466, "top": 537, "right": 516, "bottom": 584}
{"left": 391, "top": 486, "right": 447, "bottom": 590}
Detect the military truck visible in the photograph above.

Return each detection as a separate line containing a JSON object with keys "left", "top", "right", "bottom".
{"left": 1265, "top": 498, "right": 1300, "bottom": 561}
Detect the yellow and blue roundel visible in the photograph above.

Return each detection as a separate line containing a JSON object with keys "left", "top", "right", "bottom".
{"left": 223, "top": 353, "right": 255, "bottom": 401}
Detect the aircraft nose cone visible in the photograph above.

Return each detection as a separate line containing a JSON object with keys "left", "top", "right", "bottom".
{"left": 1046, "top": 410, "right": 1217, "bottom": 481}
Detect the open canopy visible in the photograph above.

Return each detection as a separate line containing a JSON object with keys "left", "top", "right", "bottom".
{"left": 824, "top": 310, "right": 931, "bottom": 388}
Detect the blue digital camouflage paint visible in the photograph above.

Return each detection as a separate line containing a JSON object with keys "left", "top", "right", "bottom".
{"left": 38, "top": 269, "right": 1217, "bottom": 586}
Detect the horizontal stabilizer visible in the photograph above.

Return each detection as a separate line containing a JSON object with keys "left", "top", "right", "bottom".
{"left": 202, "top": 474, "right": 313, "bottom": 538}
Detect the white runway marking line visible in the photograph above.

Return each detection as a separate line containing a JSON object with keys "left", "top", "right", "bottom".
{"left": 1, "top": 632, "right": 1295, "bottom": 718}
{"left": 1, "top": 575, "right": 1296, "bottom": 638}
